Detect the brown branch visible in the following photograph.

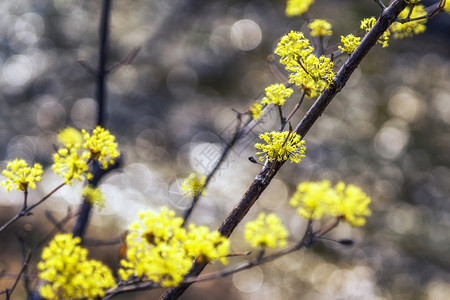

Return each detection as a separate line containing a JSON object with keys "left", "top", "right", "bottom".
{"left": 159, "top": 1, "right": 408, "bottom": 299}
{"left": 0, "top": 183, "right": 66, "bottom": 234}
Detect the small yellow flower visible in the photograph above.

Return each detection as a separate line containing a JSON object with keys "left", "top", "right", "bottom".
{"left": 82, "top": 126, "right": 119, "bottom": 169}
{"left": 38, "top": 233, "right": 115, "bottom": 300}
{"left": 289, "top": 180, "right": 337, "bottom": 220}
{"left": 361, "top": 17, "right": 390, "bottom": 48}
{"left": 308, "top": 19, "right": 333, "bottom": 37}
{"left": 289, "top": 180, "right": 371, "bottom": 226}
{"left": 244, "top": 213, "right": 288, "bottom": 249}
{"left": 390, "top": 5, "right": 427, "bottom": 39}
{"left": 81, "top": 186, "right": 105, "bottom": 208}
{"left": 285, "top": 0, "right": 315, "bottom": 17}
{"left": 249, "top": 102, "right": 263, "bottom": 120}
{"left": 444, "top": 0, "right": 450, "bottom": 13}
{"left": 338, "top": 34, "right": 361, "bottom": 54}
{"left": 331, "top": 182, "right": 371, "bottom": 226}
{"left": 184, "top": 225, "right": 230, "bottom": 264}
{"left": 180, "top": 173, "right": 206, "bottom": 198}
{"left": 261, "top": 84, "right": 293, "bottom": 106}
{"left": 57, "top": 127, "right": 83, "bottom": 148}
{"left": 275, "top": 31, "right": 334, "bottom": 98}
{"left": 1, "top": 159, "right": 43, "bottom": 192}
{"left": 119, "top": 208, "right": 190, "bottom": 287}
{"left": 52, "top": 147, "right": 91, "bottom": 184}
{"left": 255, "top": 131, "right": 306, "bottom": 164}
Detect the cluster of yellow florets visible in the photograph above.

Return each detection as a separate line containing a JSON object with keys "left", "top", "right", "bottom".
{"left": 81, "top": 186, "right": 105, "bottom": 208}
{"left": 52, "top": 126, "right": 119, "bottom": 184}
{"left": 255, "top": 131, "right": 306, "bottom": 164}
{"left": 244, "top": 213, "right": 288, "bottom": 249}
{"left": 308, "top": 19, "right": 333, "bottom": 37}
{"left": 390, "top": 5, "right": 427, "bottom": 38}
{"left": 285, "top": 0, "right": 315, "bottom": 17}
{"left": 275, "top": 31, "right": 334, "bottom": 98}
{"left": 289, "top": 180, "right": 371, "bottom": 226}
{"left": 119, "top": 207, "right": 229, "bottom": 287}
{"left": 1, "top": 159, "right": 43, "bottom": 192}
{"left": 361, "top": 17, "right": 390, "bottom": 48}
{"left": 249, "top": 102, "right": 263, "bottom": 120}
{"left": 180, "top": 173, "right": 206, "bottom": 198}
{"left": 261, "top": 84, "right": 294, "bottom": 106}
{"left": 339, "top": 34, "right": 361, "bottom": 54}
{"left": 37, "top": 233, "right": 115, "bottom": 299}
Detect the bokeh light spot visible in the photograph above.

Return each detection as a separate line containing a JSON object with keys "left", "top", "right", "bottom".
{"left": 230, "top": 19, "right": 262, "bottom": 51}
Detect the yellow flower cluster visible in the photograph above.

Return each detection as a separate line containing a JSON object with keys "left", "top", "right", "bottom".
{"left": 261, "top": 84, "right": 293, "bottom": 106}
{"left": 285, "top": 0, "right": 315, "bottom": 17}
{"left": 255, "top": 131, "right": 306, "bottom": 164}
{"left": 81, "top": 186, "right": 105, "bottom": 208}
{"left": 184, "top": 224, "right": 230, "bottom": 264}
{"left": 361, "top": 17, "right": 390, "bottom": 48}
{"left": 244, "top": 213, "right": 288, "bottom": 249}
{"left": 52, "top": 147, "right": 91, "bottom": 184}
{"left": 82, "top": 126, "right": 120, "bottom": 169}
{"left": 38, "top": 234, "right": 115, "bottom": 299}
{"left": 308, "top": 19, "right": 333, "bottom": 37}
{"left": 275, "top": 31, "right": 334, "bottom": 98}
{"left": 57, "top": 127, "right": 83, "bottom": 148}
{"left": 339, "top": 34, "right": 361, "bottom": 54}
{"left": 249, "top": 102, "right": 263, "bottom": 120}
{"left": 180, "top": 173, "right": 206, "bottom": 198}
{"left": 390, "top": 5, "right": 427, "bottom": 39}
{"left": 289, "top": 180, "right": 371, "bottom": 226}
{"left": 1, "top": 159, "right": 43, "bottom": 192}
{"left": 52, "top": 126, "right": 119, "bottom": 184}
{"left": 445, "top": 0, "right": 450, "bottom": 13}
{"left": 119, "top": 207, "right": 229, "bottom": 287}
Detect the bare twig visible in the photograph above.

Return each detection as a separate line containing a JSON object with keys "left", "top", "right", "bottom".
{"left": 0, "top": 183, "right": 66, "bottom": 234}
{"left": 396, "top": 0, "right": 445, "bottom": 23}
{"left": 108, "top": 46, "right": 141, "bottom": 74}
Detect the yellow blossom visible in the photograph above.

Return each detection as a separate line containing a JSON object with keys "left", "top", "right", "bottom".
{"left": 57, "top": 127, "right": 83, "bottom": 148}
{"left": 275, "top": 31, "right": 334, "bottom": 98}
{"left": 82, "top": 126, "right": 119, "bottom": 169}
{"left": 338, "top": 34, "right": 361, "bottom": 54}
{"left": 361, "top": 17, "right": 390, "bottom": 48}
{"left": 285, "top": 0, "right": 315, "bottom": 17}
{"left": 289, "top": 180, "right": 371, "bottom": 226}
{"left": 390, "top": 5, "right": 427, "bottom": 39}
{"left": 37, "top": 234, "right": 115, "bottom": 300}
{"left": 52, "top": 147, "right": 91, "bottom": 184}
{"left": 244, "top": 213, "right": 288, "bottom": 249}
{"left": 119, "top": 207, "right": 229, "bottom": 287}
{"left": 445, "top": 0, "right": 450, "bottom": 13}
{"left": 1, "top": 159, "right": 43, "bottom": 191}
{"left": 249, "top": 102, "right": 263, "bottom": 120}
{"left": 308, "top": 19, "right": 333, "bottom": 37}
{"left": 180, "top": 173, "right": 206, "bottom": 198}
{"left": 289, "top": 180, "right": 337, "bottom": 220}
{"left": 81, "top": 186, "right": 105, "bottom": 208}
{"left": 255, "top": 131, "right": 306, "bottom": 164}
{"left": 184, "top": 224, "right": 230, "bottom": 264}
{"left": 261, "top": 84, "right": 293, "bottom": 106}
{"left": 331, "top": 182, "right": 371, "bottom": 226}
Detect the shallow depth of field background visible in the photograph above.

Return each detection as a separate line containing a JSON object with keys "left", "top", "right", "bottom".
{"left": 1, "top": 0, "right": 449, "bottom": 299}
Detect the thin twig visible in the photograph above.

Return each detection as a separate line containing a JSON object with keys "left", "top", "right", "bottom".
{"left": 108, "top": 46, "right": 141, "bottom": 74}
{"left": 0, "top": 183, "right": 66, "bottom": 234}
{"left": 374, "top": 0, "right": 386, "bottom": 10}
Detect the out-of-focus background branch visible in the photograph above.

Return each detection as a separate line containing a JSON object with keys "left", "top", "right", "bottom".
{"left": 0, "top": 0, "right": 449, "bottom": 299}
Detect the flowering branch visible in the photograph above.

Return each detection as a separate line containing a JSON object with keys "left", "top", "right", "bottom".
{"left": 160, "top": 1, "right": 409, "bottom": 299}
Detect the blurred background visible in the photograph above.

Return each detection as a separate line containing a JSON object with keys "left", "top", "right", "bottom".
{"left": 1, "top": 0, "right": 449, "bottom": 299}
